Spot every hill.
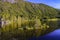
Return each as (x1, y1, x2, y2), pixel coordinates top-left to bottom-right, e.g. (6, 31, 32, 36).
(0, 0, 59, 40)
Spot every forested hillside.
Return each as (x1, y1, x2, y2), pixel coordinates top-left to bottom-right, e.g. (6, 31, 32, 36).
(0, 0, 59, 40)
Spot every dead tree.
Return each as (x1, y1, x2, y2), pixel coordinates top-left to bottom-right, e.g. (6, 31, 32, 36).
(0, 16, 2, 28)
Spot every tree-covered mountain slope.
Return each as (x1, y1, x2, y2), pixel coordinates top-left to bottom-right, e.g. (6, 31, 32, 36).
(0, 0, 59, 40)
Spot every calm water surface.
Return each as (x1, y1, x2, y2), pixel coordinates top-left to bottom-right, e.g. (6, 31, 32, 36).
(29, 29, 60, 40)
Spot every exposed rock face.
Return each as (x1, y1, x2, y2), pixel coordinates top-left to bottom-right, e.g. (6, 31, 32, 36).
(0, 19, 11, 27)
(1, 0, 18, 3)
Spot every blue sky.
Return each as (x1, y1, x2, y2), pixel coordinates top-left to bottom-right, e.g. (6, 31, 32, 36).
(26, 0, 60, 9)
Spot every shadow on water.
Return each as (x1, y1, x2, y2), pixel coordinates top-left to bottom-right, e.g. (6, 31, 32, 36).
(29, 29, 60, 40)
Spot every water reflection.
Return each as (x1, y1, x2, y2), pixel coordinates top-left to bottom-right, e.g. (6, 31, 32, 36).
(29, 29, 60, 40)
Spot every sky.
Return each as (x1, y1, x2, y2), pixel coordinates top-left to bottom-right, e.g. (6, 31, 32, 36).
(26, 0, 60, 9)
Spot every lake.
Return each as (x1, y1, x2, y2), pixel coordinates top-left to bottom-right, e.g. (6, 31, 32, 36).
(29, 29, 60, 40)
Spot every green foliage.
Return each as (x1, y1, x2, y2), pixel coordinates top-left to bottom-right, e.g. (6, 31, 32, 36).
(0, 0, 59, 40)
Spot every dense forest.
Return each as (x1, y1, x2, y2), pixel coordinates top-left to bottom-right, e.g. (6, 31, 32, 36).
(0, 0, 60, 40)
